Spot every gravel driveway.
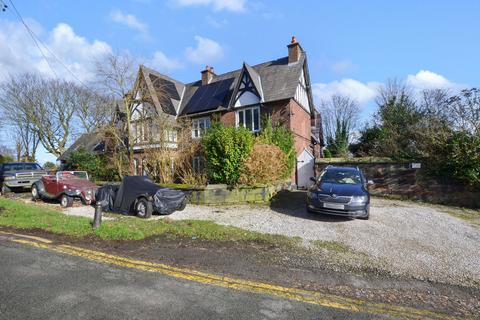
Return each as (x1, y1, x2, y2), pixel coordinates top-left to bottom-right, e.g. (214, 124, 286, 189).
(168, 193, 480, 288)
(28, 191, 480, 288)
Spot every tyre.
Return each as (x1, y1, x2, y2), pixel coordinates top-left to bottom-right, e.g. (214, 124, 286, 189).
(60, 194, 74, 208)
(178, 198, 187, 211)
(306, 204, 314, 213)
(31, 184, 40, 200)
(135, 198, 153, 219)
(358, 205, 370, 220)
(1, 184, 11, 194)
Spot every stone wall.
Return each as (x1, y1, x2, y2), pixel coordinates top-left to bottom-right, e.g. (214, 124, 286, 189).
(316, 159, 480, 208)
(173, 183, 292, 205)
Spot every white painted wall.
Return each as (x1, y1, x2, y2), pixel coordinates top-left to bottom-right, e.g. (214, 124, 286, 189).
(234, 91, 260, 107)
(296, 149, 315, 189)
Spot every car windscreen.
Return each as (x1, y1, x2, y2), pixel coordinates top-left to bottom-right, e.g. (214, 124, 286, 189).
(58, 171, 88, 180)
(2, 163, 42, 171)
(320, 169, 362, 184)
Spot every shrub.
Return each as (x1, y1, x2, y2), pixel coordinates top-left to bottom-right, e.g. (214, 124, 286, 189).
(257, 117, 295, 178)
(323, 149, 332, 158)
(67, 149, 117, 181)
(428, 131, 480, 186)
(239, 143, 287, 185)
(202, 124, 254, 185)
(43, 161, 56, 171)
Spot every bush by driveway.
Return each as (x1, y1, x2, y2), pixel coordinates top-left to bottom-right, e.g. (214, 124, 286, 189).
(169, 192, 480, 288)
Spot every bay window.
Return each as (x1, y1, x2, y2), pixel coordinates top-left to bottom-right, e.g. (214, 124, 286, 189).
(236, 106, 260, 132)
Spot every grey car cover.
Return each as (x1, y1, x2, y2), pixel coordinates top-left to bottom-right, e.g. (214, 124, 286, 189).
(97, 176, 186, 215)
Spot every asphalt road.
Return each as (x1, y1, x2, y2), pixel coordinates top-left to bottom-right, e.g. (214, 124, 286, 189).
(0, 240, 387, 320)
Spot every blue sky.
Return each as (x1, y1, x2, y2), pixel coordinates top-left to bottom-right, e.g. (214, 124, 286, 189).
(1, 0, 479, 163)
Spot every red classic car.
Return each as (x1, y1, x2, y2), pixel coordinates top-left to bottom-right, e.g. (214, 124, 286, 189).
(31, 171, 98, 208)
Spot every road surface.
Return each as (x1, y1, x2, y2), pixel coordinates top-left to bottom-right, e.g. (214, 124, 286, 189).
(0, 239, 387, 320)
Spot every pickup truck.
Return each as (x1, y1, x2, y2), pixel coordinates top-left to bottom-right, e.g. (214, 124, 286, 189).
(0, 162, 46, 193)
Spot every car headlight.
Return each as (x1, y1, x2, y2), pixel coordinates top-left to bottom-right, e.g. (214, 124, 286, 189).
(351, 195, 368, 204)
(4, 176, 15, 181)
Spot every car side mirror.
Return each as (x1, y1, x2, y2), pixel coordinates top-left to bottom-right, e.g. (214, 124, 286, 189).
(367, 180, 374, 185)
(310, 177, 316, 183)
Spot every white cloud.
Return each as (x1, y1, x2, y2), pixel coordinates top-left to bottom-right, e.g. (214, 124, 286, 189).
(406, 70, 452, 90)
(0, 20, 112, 82)
(171, 0, 246, 12)
(312, 79, 380, 105)
(313, 70, 465, 107)
(109, 10, 149, 38)
(148, 51, 184, 74)
(185, 36, 224, 64)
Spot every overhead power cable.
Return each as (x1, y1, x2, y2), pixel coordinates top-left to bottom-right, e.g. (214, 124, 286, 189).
(7, 0, 92, 90)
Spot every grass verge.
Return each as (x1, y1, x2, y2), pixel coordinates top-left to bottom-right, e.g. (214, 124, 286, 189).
(310, 240, 352, 254)
(0, 197, 300, 248)
(440, 207, 480, 226)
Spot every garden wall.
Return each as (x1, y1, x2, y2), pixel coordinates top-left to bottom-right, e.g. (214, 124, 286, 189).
(316, 158, 480, 208)
(174, 183, 292, 205)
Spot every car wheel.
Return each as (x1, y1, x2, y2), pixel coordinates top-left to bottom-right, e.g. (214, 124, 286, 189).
(136, 198, 153, 219)
(31, 184, 40, 200)
(358, 204, 370, 220)
(60, 194, 74, 208)
(178, 198, 187, 211)
(1, 184, 11, 194)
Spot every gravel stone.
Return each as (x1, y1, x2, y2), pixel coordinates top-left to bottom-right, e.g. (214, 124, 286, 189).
(50, 195, 480, 287)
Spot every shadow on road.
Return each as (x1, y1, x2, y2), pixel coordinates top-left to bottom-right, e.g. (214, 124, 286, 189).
(269, 190, 351, 223)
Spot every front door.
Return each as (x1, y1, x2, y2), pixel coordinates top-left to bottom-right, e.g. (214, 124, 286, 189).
(296, 149, 315, 189)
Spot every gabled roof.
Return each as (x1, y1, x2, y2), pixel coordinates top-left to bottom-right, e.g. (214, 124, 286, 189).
(137, 65, 185, 116)
(228, 62, 264, 108)
(136, 53, 307, 117)
(58, 132, 104, 162)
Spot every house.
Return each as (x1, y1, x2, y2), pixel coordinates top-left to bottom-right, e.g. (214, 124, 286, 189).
(62, 37, 323, 188)
(131, 36, 323, 188)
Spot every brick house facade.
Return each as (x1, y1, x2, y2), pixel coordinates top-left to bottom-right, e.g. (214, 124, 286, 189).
(129, 37, 323, 187)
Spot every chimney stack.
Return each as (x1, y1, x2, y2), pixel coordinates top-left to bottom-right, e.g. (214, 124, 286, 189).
(201, 65, 215, 85)
(287, 36, 303, 64)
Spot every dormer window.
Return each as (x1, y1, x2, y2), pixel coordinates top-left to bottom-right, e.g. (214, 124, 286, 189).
(192, 117, 211, 138)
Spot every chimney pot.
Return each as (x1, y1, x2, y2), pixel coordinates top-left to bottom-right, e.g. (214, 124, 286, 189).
(201, 65, 215, 85)
(287, 36, 302, 64)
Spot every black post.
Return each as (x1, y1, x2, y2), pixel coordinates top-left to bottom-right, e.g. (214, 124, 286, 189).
(93, 202, 102, 229)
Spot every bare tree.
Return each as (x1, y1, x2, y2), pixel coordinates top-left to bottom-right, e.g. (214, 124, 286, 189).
(29, 78, 79, 157)
(446, 88, 480, 134)
(0, 73, 99, 158)
(94, 52, 139, 175)
(320, 94, 360, 156)
(0, 74, 41, 161)
(74, 87, 113, 134)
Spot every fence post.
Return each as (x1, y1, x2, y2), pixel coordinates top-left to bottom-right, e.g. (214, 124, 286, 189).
(93, 202, 102, 229)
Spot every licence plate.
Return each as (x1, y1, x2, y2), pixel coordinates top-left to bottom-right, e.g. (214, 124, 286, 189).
(323, 203, 345, 210)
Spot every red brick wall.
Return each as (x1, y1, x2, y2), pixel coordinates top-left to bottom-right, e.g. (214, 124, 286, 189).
(288, 99, 312, 155)
(220, 111, 235, 126)
(215, 99, 312, 158)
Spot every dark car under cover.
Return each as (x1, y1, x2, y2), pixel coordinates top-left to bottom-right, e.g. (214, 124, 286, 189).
(96, 176, 187, 217)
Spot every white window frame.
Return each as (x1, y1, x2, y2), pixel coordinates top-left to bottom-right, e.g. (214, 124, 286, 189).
(192, 117, 211, 139)
(235, 106, 261, 133)
(192, 156, 204, 173)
